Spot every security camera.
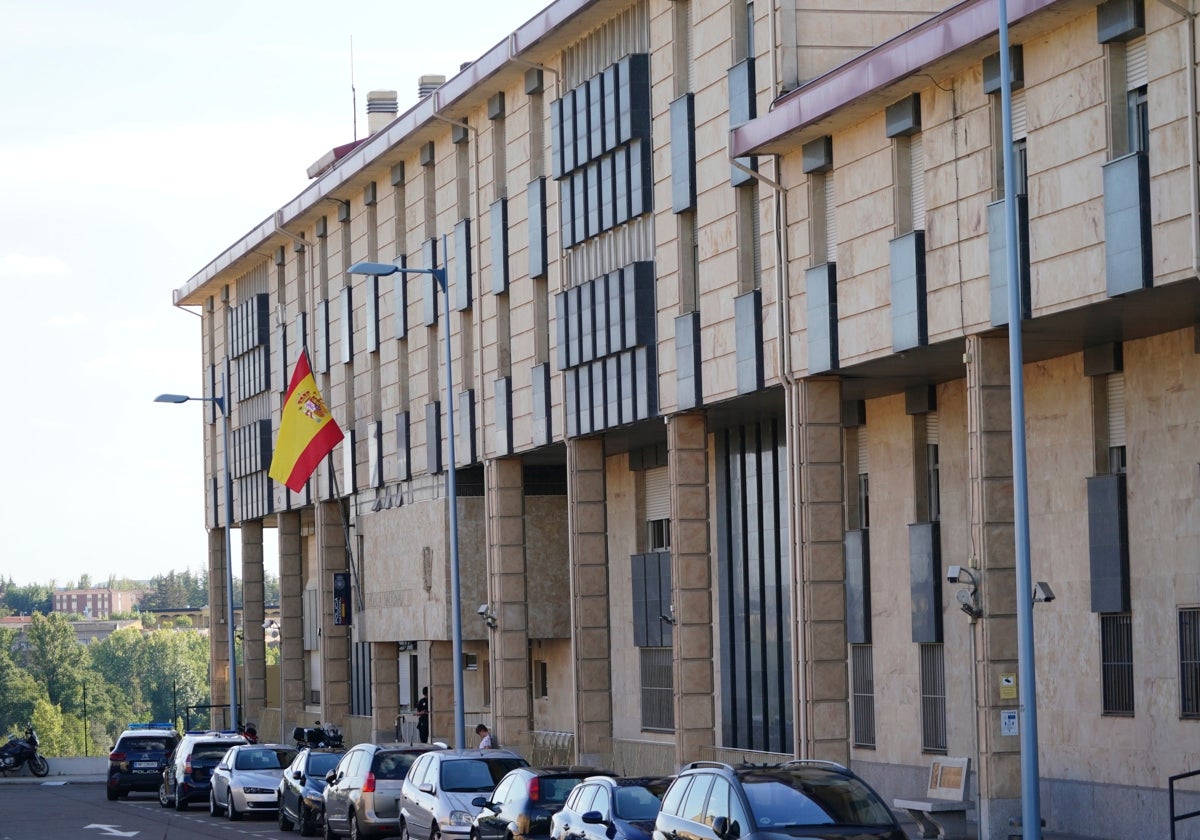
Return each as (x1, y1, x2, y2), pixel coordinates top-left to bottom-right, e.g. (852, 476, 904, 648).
(1033, 582, 1056, 604)
(947, 565, 963, 583)
(477, 604, 490, 617)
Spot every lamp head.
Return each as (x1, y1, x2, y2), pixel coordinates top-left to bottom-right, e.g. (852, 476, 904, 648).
(154, 394, 190, 404)
(348, 261, 401, 277)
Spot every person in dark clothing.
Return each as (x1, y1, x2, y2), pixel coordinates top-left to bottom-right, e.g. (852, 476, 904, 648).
(416, 686, 429, 743)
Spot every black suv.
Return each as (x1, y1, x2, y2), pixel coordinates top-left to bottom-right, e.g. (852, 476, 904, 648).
(653, 760, 905, 840)
(106, 724, 181, 801)
(157, 729, 247, 810)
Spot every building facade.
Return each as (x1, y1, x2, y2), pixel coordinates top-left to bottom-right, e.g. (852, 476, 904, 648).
(52, 588, 144, 619)
(172, 0, 1200, 836)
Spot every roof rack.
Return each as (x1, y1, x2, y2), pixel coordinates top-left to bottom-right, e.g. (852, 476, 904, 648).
(126, 722, 176, 731)
(776, 758, 849, 772)
(185, 729, 242, 736)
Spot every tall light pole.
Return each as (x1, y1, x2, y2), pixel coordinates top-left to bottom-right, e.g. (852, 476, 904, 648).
(155, 376, 239, 733)
(349, 236, 466, 751)
(998, 1, 1041, 836)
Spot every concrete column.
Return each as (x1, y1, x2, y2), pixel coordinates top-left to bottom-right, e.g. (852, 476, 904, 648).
(318, 499, 351, 727)
(669, 412, 716, 767)
(279, 510, 305, 744)
(241, 520, 266, 727)
(965, 334, 1021, 836)
(486, 457, 532, 753)
(429, 641, 456, 747)
(209, 526, 233, 729)
(372, 642, 401, 743)
(567, 437, 611, 765)
(797, 378, 850, 762)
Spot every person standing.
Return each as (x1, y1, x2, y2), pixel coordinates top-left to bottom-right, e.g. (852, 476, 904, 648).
(416, 687, 430, 743)
(475, 723, 493, 749)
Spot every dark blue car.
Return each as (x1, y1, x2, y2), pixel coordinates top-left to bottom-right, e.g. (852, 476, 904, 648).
(550, 776, 671, 840)
(277, 747, 346, 835)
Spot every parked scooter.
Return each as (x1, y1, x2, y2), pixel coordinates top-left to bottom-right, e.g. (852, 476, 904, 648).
(0, 727, 49, 777)
(291, 721, 343, 749)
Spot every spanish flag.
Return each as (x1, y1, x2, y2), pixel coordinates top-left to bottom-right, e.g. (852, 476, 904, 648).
(269, 349, 344, 492)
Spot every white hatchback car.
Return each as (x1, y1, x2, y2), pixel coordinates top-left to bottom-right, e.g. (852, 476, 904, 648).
(209, 743, 298, 821)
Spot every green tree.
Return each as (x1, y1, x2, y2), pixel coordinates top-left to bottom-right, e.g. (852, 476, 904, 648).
(0, 629, 44, 729)
(22, 613, 89, 716)
(3, 584, 52, 616)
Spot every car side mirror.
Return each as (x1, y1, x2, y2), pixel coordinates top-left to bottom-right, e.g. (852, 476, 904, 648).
(582, 811, 605, 825)
(712, 817, 730, 839)
(293, 770, 304, 780)
(419, 782, 435, 795)
(326, 770, 338, 784)
(472, 796, 488, 808)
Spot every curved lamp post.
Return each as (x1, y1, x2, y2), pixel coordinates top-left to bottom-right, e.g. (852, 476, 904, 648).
(349, 239, 466, 751)
(155, 381, 238, 732)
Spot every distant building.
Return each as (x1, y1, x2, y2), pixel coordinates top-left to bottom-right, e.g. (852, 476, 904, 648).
(52, 588, 144, 619)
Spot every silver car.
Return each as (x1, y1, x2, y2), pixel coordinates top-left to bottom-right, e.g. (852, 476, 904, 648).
(324, 743, 446, 838)
(209, 743, 298, 820)
(399, 750, 529, 840)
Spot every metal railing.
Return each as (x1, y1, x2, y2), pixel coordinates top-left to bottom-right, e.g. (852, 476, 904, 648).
(1170, 768, 1200, 839)
(529, 731, 575, 766)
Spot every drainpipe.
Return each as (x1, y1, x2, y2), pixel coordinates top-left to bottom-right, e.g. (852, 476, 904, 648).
(730, 154, 807, 758)
(1154, 0, 1200, 277)
(509, 32, 562, 99)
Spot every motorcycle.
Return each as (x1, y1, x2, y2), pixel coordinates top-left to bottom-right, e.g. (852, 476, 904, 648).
(0, 728, 49, 777)
(292, 721, 343, 749)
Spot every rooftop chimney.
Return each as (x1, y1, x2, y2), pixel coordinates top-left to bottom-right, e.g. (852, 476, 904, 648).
(418, 74, 447, 99)
(366, 90, 399, 135)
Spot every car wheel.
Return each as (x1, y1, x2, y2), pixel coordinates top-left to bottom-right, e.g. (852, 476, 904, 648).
(399, 820, 410, 840)
(228, 795, 243, 821)
(158, 782, 172, 808)
(349, 811, 363, 840)
(279, 798, 295, 832)
(106, 787, 119, 802)
(298, 804, 316, 837)
(324, 813, 338, 840)
(209, 791, 221, 817)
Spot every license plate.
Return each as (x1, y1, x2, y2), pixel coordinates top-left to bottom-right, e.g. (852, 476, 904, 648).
(134, 761, 158, 769)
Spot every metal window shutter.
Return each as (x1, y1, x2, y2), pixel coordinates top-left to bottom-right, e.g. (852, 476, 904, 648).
(1126, 37, 1147, 91)
(857, 427, 869, 475)
(644, 466, 670, 522)
(911, 133, 926, 229)
(926, 412, 939, 446)
(825, 174, 838, 262)
(1107, 373, 1126, 447)
(1010, 89, 1028, 141)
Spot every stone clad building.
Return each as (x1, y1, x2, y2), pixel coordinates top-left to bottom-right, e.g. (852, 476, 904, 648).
(172, 0, 1200, 836)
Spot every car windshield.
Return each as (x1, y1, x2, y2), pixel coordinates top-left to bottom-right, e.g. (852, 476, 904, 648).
(741, 769, 895, 829)
(614, 785, 664, 820)
(235, 747, 296, 771)
(193, 744, 239, 764)
(308, 752, 343, 777)
(440, 758, 529, 792)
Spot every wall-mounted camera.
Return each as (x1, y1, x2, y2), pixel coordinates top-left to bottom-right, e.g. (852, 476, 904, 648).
(1033, 582, 1056, 604)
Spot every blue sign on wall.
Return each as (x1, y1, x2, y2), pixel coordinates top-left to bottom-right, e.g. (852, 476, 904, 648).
(333, 572, 351, 626)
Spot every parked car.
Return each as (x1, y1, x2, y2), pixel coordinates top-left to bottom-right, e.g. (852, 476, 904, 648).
(278, 746, 346, 835)
(473, 766, 613, 840)
(209, 743, 298, 820)
(398, 749, 529, 840)
(652, 760, 905, 840)
(550, 775, 671, 840)
(158, 729, 247, 810)
(106, 723, 181, 801)
(324, 742, 447, 838)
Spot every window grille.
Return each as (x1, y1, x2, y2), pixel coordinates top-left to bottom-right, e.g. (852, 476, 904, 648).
(851, 644, 876, 748)
(640, 647, 675, 732)
(1101, 613, 1135, 716)
(920, 643, 948, 753)
(910, 133, 926, 229)
(1180, 608, 1200, 718)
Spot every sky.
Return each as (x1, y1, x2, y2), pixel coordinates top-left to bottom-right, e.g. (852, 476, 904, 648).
(0, 0, 552, 588)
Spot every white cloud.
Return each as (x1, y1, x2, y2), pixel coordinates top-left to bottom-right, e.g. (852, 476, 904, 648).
(0, 253, 70, 278)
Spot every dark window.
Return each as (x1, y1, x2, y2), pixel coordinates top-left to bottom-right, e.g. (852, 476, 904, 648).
(927, 444, 941, 522)
(536, 660, 549, 699)
(851, 644, 876, 748)
(920, 643, 947, 753)
(857, 473, 870, 529)
(1109, 446, 1127, 475)
(1128, 86, 1149, 154)
(1180, 608, 1200, 718)
(1101, 612, 1135, 716)
(648, 519, 671, 551)
(640, 647, 675, 732)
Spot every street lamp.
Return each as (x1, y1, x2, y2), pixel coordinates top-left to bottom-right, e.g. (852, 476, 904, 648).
(349, 237, 466, 751)
(155, 378, 239, 733)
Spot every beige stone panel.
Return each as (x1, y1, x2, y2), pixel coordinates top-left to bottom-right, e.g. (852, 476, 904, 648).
(680, 691, 715, 723)
(838, 307, 891, 363)
(808, 581, 847, 622)
(809, 660, 849, 702)
(835, 124, 892, 183)
(981, 521, 1015, 566)
(807, 542, 845, 582)
(980, 615, 1019, 662)
(1031, 248, 1106, 315)
(982, 478, 1015, 522)
(808, 621, 848, 661)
